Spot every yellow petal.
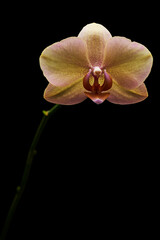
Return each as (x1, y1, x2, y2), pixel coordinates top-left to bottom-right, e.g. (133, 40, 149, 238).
(78, 23, 112, 67)
(44, 78, 87, 105)
(103, 37, 153, 89)
(107, 81, 148, 104)
(40, 37, 90, 87)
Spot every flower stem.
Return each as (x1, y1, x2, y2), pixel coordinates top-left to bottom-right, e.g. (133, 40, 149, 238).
(0, 104, 60, 240)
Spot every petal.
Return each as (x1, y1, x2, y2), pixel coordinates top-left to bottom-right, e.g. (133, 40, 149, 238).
(78, 23, 112, 67)
(107, 81, 148, 105)
(40, 37, 90, 87)
(44, 78, 87, 105)
(103, 37, 153, 89)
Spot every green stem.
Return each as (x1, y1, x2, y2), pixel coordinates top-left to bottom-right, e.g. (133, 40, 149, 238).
(0, 104, 60, 240)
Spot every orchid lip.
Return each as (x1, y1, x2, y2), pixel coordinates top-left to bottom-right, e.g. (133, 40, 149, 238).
(84, 91, 110, 105)
(83, 67, 112, 104)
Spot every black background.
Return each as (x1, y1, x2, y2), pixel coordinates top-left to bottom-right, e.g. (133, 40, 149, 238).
(1, 1, 159, 239)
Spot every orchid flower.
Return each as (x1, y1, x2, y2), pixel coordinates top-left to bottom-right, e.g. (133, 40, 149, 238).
(40, 23, 153, 105)
(0, 24, 154, 239)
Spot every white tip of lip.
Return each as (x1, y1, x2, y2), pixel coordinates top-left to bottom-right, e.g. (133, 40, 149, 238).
(93, 98, 104, 104)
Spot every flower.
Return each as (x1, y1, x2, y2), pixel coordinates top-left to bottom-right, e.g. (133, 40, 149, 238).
(40, 23, 153, 105)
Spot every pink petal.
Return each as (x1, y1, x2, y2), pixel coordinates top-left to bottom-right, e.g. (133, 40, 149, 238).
(103, 37, 153, 89)
(44, 78, 87, 105)
(40, 37, 90, 87)
(78, 23, 112, 67)
(107, 81, 148, 105)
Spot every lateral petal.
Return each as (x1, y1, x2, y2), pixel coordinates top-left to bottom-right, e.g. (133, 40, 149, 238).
(103, 37, 153, 89)
(40, 37, 90, 87)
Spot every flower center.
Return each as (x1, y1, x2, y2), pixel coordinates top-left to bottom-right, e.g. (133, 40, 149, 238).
(83, 67, 112, 104)
(93, 66, 102, 77)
